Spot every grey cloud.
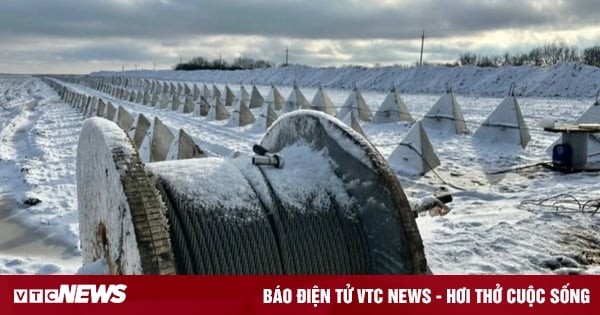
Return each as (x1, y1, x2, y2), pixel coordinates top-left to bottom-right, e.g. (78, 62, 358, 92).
(55, 43, 160, 61)
(1, 0, 599, 73)
(0, 0, 598, 41)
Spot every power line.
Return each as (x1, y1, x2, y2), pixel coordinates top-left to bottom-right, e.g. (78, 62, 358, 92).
(419, 29, 426, 67)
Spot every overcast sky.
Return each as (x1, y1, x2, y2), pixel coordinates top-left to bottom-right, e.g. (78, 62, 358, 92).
(1, 0, 599, 74)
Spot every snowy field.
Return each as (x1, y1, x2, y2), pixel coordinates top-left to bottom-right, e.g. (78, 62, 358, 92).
(1, 69, 599, 275)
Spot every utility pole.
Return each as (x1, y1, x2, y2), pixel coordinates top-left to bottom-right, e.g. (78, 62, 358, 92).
(285, 46, 289, 66)
(219, 53, 222, 70)
(419, 29, 425, 67)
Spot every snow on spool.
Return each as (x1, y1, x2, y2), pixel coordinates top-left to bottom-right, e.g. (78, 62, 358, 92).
(77, 117, 175, 274)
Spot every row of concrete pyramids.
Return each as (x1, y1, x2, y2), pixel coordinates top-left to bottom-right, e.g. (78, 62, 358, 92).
(81, 77, 530, 139)
(45, 79, 206, 164)
(67, 76, 541, 175)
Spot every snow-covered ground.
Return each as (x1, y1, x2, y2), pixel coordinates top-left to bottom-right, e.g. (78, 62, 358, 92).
(0, 75, 81, 274)
(1, 64, 599, 275)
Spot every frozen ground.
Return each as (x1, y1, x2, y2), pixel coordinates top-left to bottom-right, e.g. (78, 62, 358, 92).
(1, 67, 599, 274)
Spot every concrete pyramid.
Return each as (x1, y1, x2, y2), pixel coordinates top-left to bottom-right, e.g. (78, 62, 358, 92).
(106, 102, 117, 121)
(422, 88, 468, 134)
(133, 113, 151, 150)
(228, 99, 255, 127)
(224, 85, 235, 106)
(206, 98, 230, 121)
(142, 90, 150, 105)
(473, 93, 530, 148)
(212, 85, 221, 101)
(128, 90, 137, 102)
(239, 85, 250, 103)
(338, 85, 373, 122)
(255, 100, 278, 131)
(388, 121, 440, 175)
(342, 111, 366, 138)
(177, 83, 183, 96)
(192, 84, 200, 101)
(150, 117, 175, 162)
(249, 85, 264, 108)
(164, 129, 206, 160)
(117, 106, 134, 132)
(311, 86, 337, 116)
(372, 85, 413, 124)
(198, 96, 210, 117)
(265, 85, 285, 111)
(282, 85, 311, 113)
(203, 84, 211, 99)
(160, 92, 170, 109)
(183, 95, 194, 113)
(151, 91, 160, 107)
(171, 94, 180, 111)
(135, 89, 143, 103)
(85, 97, 98, 117)
(96, 99, 106, 117)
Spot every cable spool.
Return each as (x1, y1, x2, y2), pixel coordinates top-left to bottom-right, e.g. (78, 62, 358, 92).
(259, 110, 428, 274)
(77, 112, 428, 274)
(146, 158, 284, 274)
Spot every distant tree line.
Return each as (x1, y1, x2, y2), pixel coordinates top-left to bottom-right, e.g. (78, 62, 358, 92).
(458, 43, 600, 68)
(174, 56, 275, 71)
